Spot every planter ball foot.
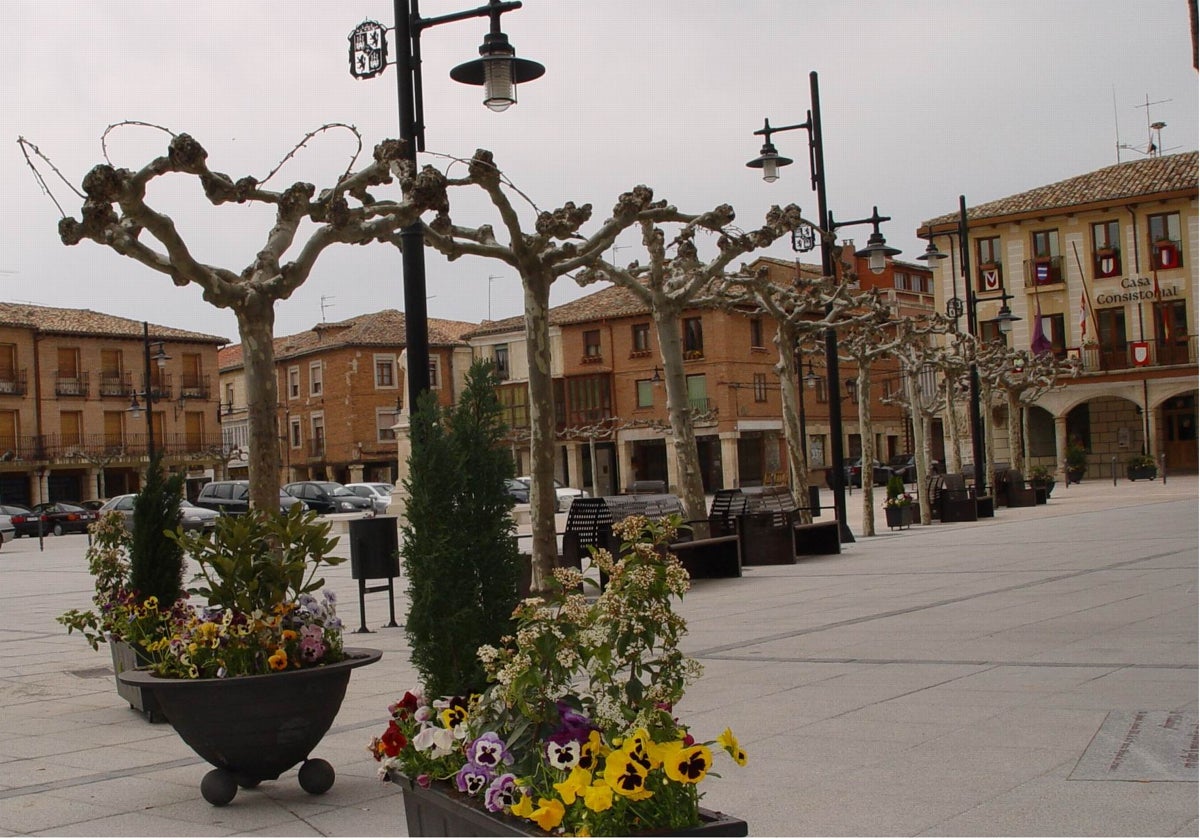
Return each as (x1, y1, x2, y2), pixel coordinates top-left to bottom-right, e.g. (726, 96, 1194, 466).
(201, 769, 238, 806)
(236, 777, 261, 789)
(298, 758, 335, 795)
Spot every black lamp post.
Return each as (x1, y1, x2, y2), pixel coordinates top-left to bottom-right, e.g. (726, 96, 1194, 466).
(128, 321, 170, 459)
(746, 72, 901, 543)
(918, 195, 1020, 492)
(350, 1, 543, 411)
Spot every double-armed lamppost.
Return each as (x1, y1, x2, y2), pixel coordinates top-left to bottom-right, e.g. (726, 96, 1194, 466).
(127, 321, 170, 458)
(746, 71, 901, 542)
(349, 0, 544, 411)
(918, 195, 1020, 491)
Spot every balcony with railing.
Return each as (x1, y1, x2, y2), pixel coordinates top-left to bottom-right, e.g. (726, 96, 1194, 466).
(0, 369, 28, 396)
(1, 431, 226, 462)
(1024, 256, 1064, 288)
(55, 371, 90, 398)
(307, 438, 326, 458)
(179, 373, 211, 400)
(99, 371, 133, 398)
(1077, 335, 1197, 373)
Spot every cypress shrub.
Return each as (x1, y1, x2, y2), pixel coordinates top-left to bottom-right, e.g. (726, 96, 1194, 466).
(128, 452, 186, 607)
(402, 360, 520, 696)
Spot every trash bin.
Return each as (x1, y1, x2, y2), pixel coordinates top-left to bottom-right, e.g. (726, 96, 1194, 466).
(349, 516, 399, 580)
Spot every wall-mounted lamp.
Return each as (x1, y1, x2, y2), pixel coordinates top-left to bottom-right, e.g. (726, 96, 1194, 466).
(803, 360, 821, 390)
(651, 366, 663, 384)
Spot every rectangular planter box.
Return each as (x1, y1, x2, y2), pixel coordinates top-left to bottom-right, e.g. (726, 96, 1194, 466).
(110, 639, 166, 723)
(392, 773, 748, 837)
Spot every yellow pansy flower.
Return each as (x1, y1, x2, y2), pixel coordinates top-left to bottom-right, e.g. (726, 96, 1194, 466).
(510, 793, 535, 819)
(664, 744, 712, 784)
(717, 727, 748, 766)
(553, 765, 591, 805)
(529, 797, 565, 832)
(268, 648, 288, 671)
(583, 780, 613, 812)
(601, 750, 653, 800)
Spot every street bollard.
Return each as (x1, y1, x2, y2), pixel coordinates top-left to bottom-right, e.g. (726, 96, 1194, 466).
(1111, 456, 1117, 486)
(1161, 451, 1167, 484)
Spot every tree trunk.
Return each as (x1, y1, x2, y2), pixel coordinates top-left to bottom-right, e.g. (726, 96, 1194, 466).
(1007, 392, 1024, 475)
(943, 384, 962, 474)
(905, 372, 932, 526)
(235, 297, 282, 513)
(655, 312, 707, 524)
(522, 270, 559, 592)
(981, 381, 997, 489)
(776, 331, 811, 523)
(858, 366, 876, 537)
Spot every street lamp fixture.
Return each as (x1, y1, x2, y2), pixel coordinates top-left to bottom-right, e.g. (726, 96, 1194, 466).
(349, 0, 544, 411)
(745, 72, 901, 544)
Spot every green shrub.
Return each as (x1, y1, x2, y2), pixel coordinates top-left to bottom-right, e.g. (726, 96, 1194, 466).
(128, 453, 185, 607)
(1127, 453, 1156, 470)
(885, 474, 905, 500)
(401, 360, 520, 697)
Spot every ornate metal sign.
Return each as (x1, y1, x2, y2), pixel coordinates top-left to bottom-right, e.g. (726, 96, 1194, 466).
(791, 223, 817, 253)
(349, 21, 389, 80)
(945, 297, 964, 318)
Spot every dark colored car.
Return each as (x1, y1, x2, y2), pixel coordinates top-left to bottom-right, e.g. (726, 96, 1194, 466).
(11, 502, 94, 537)
(826, 458, 891, 489)
(889, 454, 942, 484)
(282, 481, 374, 515)
(193, 480, 305, 515)
(0, 503, 32, 518)
(504, 478, 530, 505)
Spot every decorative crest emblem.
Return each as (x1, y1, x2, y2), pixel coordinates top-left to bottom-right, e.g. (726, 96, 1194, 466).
(1131, 341, 1150, 366)
(349, 21, 388, 80)
(982, 268, 1001, 291)
(790, 224, 817, 253)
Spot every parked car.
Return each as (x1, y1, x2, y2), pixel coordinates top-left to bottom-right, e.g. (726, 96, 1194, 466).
(888, 454, 942, 484)
(514, 476, 588, 513)
(282, 481, 375, 515)
(193, 480, 306, 516)
(504, 478, 530, 505)
(344, 482, 394, 514)
(98, 494, 220, 534)
(825, 458, 891, 489)
(0, 503, 31, 518)
(11, 502, 94, 537)
(79, 499, 108, 512)
(0, 513, 14, 547)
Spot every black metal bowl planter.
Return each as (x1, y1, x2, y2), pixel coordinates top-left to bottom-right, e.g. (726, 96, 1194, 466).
(120, 648, 381, 805)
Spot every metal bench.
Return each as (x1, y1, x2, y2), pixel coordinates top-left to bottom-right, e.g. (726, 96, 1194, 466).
(996, 469, 1037, 508)
(711, 485, 841, 564)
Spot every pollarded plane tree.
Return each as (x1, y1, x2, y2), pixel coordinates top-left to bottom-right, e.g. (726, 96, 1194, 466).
(573, 205, 804, 525)
(834, 296, 932, 536)
(974, 343, 1080, 476)
(718, 264, 880, 524)
(21, 125, 447, 513)
(937, 331, 976, 476)
(421, 150, 765, 588)
(880, 315, 955, 526)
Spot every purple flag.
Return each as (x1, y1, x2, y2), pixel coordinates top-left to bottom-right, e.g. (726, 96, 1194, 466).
(1031, 298, 1052, 355)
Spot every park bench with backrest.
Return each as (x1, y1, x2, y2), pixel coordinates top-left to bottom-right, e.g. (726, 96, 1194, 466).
(995, 469, 1038, 507)
(562, 494, 741, 582)
(713, 485, 840, 563)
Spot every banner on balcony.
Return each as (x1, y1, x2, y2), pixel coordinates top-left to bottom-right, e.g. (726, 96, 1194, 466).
(1034, 262, 1051, 284)
(1130, 341, 1150, 367)
(982, 268, 1001, 291)
(1155, 241, 1180, 269)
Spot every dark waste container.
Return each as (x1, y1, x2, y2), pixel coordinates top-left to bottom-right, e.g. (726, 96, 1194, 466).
(349, 516, 399, 580)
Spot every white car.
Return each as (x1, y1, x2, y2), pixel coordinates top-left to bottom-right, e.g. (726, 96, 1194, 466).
(344, 482, 394, 514)
(98, 494, 220, 533)
(0, 513, 14, 547)
(515, 477, 588, 513)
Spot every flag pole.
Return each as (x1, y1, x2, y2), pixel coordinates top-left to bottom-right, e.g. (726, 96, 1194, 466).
(1069, 241, 1099, 340)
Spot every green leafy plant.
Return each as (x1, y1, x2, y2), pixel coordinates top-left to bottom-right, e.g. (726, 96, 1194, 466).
(402, 360, 521, 698)
(1127, 453, 1157, 470)
(1029, 464, 1054, 481)
(885, 473, 905, 501)
(371, 516, 744, 836)
(1066, 444, 1087, 471)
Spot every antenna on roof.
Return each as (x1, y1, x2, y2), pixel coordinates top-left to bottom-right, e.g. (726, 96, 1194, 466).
(320, 295, 335, 323)
(1117, 93, 1177, 160)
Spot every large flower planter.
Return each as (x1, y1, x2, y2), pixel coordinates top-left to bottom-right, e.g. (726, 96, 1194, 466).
(120, 647, 381, 805)
(1127, 465, 1158, 481)
(885, 505, 914, 530)
(390, 772, 748, 837)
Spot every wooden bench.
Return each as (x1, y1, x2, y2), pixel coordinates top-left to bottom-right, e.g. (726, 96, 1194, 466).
(996, 469, 1037, 508)
(712, 485, 841, 564)
(562, 494, 740, 582)
(938, 474, 979, 522)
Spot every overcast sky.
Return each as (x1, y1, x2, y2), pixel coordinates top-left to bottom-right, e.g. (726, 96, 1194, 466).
(3, 1, 1196, 345)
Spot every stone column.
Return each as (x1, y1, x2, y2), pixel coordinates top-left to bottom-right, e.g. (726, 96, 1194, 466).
(389, 416, 411, 524)
(616, 436, 634, 493)
(564, 441, 585, 492)
(1054, 414, 1068, 479)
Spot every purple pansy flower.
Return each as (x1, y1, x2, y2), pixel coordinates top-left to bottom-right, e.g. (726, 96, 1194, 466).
(484, 773, 519, 812)
(455, 763, 492, 797)
(469, 731, 512, 768)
